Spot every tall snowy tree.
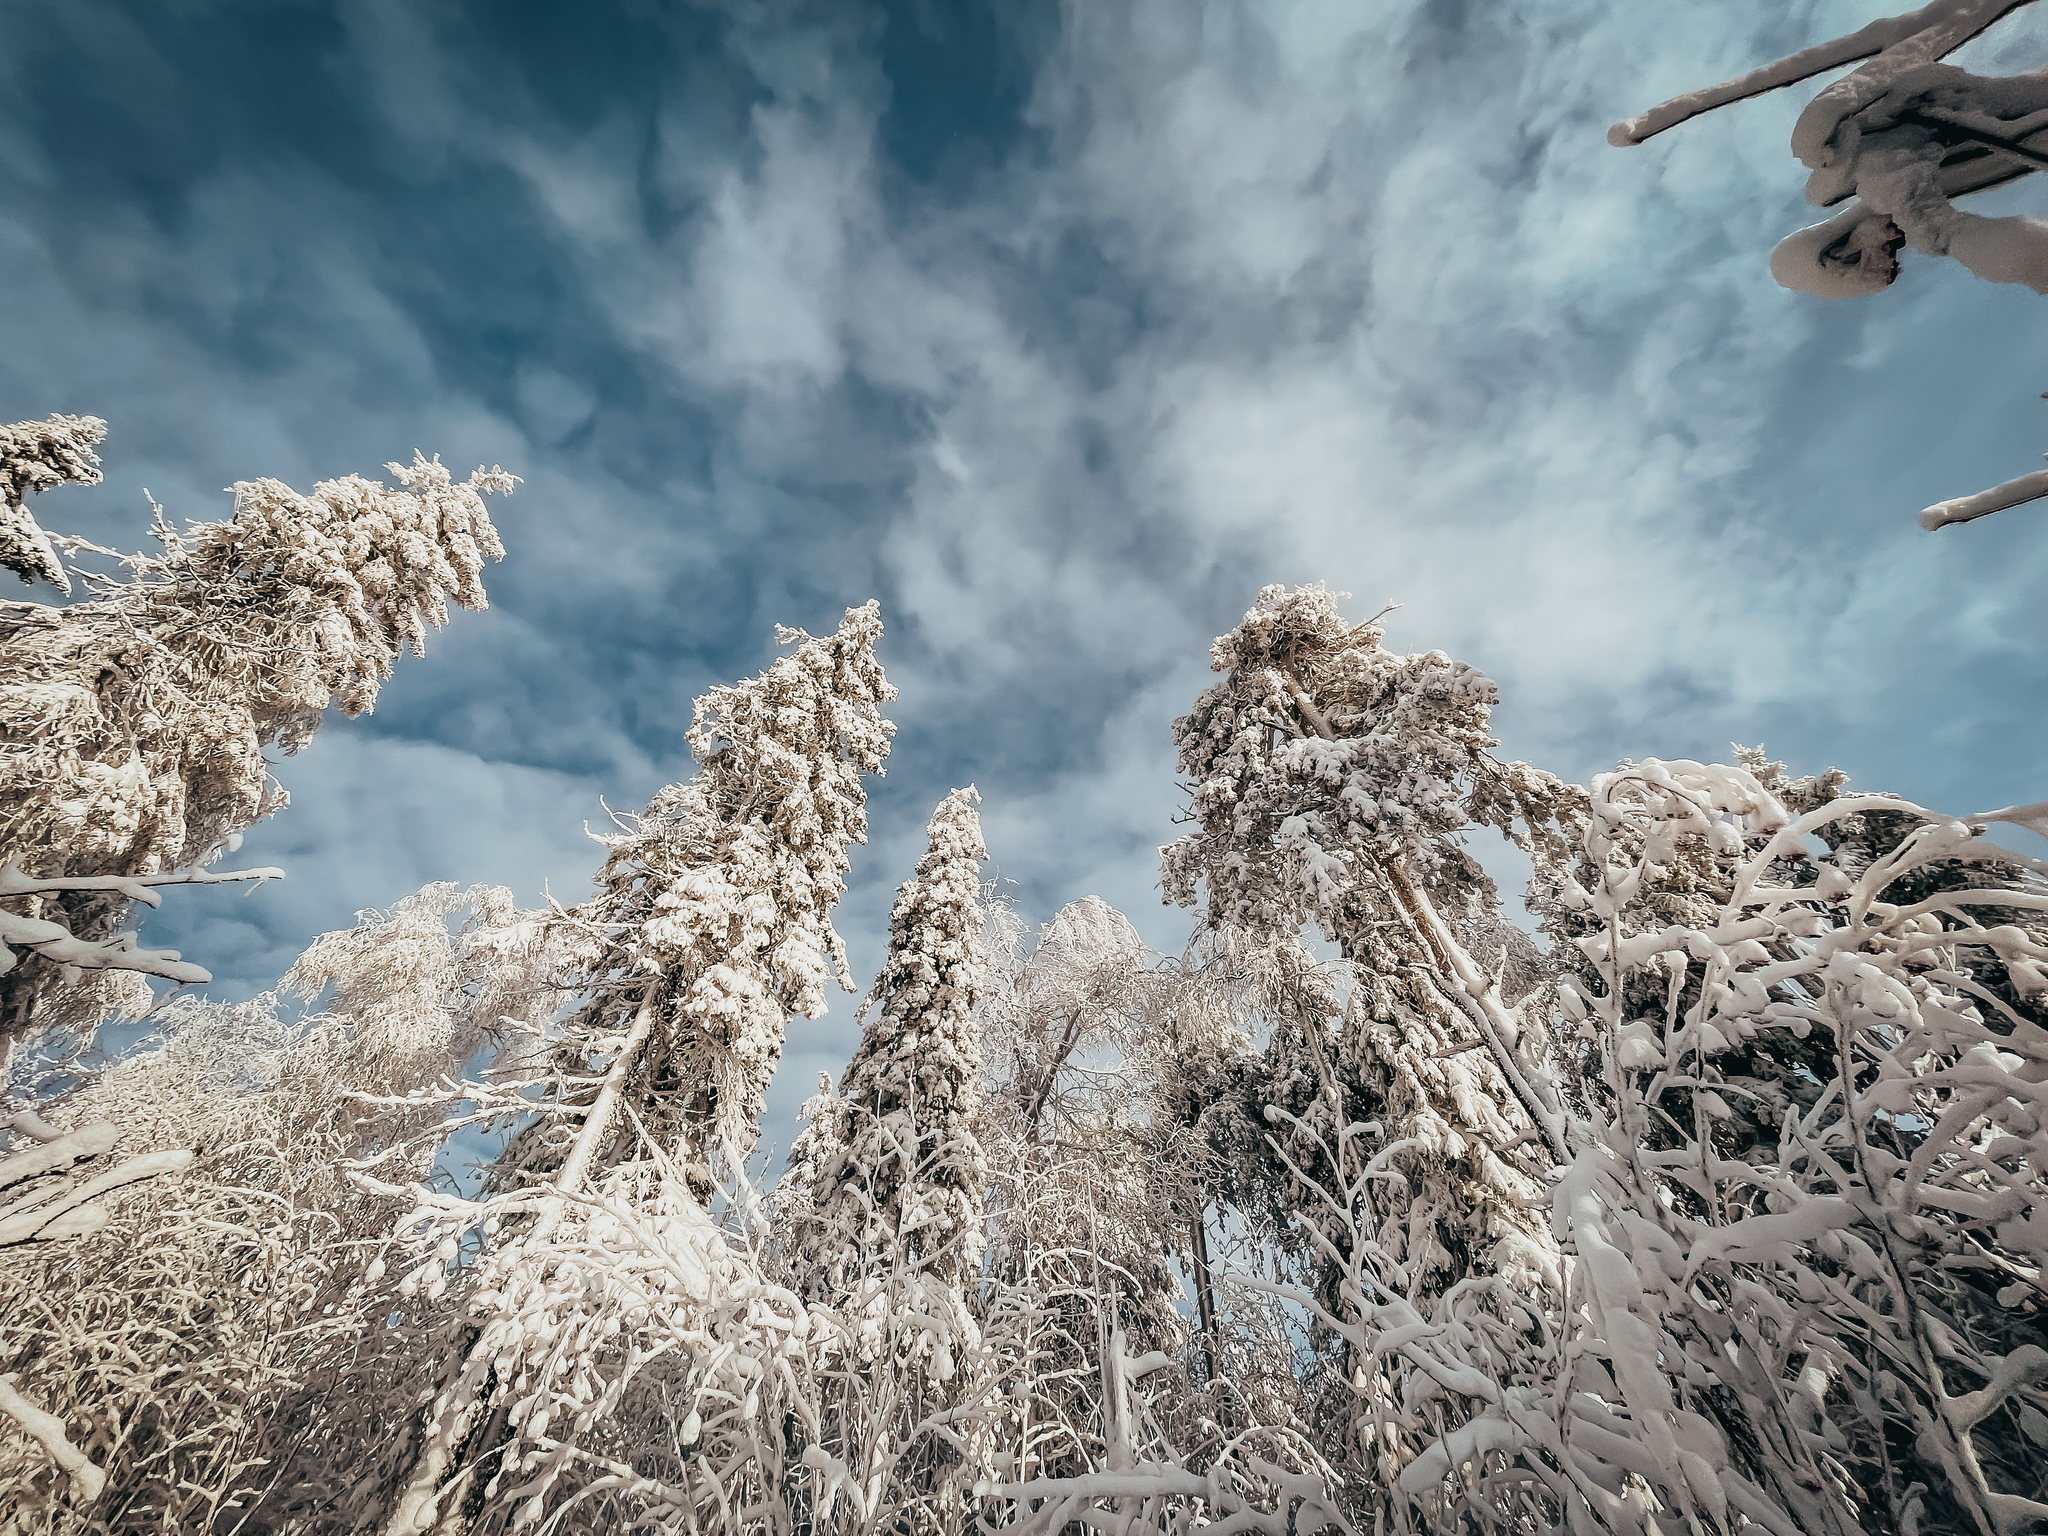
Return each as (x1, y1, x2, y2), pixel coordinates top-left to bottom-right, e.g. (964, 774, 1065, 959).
(1160, 583, 1582, 1514)
(0, 420, 514, 1041)
(377, 602, 894, 1536)
(780, 786, 994, 1531)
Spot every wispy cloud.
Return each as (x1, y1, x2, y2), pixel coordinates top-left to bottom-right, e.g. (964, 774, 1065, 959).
(3, 0, 2042, 1145)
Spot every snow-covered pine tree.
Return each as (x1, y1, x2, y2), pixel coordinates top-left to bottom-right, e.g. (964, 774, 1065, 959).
(789, 785, 990, 1299)
(1159, 583, 1582, 1513)
(376, 602, 894, 1536)
(0, 421, 514, 1041)
(780, 786, 994, 1530)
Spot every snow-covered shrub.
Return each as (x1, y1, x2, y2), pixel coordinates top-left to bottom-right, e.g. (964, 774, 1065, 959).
(1508, 756, 2048, 1536)
(0, 882, 553, 1532)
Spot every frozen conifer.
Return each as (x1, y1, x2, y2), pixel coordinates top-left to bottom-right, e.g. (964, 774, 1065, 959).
(791, 785, 990, 1297)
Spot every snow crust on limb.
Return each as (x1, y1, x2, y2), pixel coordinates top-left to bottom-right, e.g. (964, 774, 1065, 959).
(374, 604, 893, 1536)
(0, 433, 514, 1040)
(1608, 1, 2033, 149)
(0, 1375, 104, 1503)
(1613, 1, 2048, 297)
(0, 414, 105, 594)
(1610, 5, 2048, 529)
(1920, 462, 2048, 527)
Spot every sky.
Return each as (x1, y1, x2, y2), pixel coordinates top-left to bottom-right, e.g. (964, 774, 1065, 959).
(4, 0, 2045, 1150)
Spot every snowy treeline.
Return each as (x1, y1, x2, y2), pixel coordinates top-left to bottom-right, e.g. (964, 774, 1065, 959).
(2, 399, 2046, 1531)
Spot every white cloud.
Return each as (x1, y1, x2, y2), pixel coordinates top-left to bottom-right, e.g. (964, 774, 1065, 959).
(6, 0, 2044, 1154)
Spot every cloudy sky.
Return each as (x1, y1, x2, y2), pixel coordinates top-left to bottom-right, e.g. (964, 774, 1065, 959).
(5, 0, 2044, 1145)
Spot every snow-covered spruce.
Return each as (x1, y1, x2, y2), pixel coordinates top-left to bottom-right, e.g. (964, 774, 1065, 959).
(776, 788, 999, 1531)
(0, 428, 514, 1039)
(376, 603, 894, 1536)
(789, 785, 991, 1301)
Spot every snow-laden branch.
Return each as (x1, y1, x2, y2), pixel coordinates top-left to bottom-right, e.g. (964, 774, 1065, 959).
(0, 910, 210, 985)
(0, 861, 288, 986)
(1604, 3, 2048, 529)
(1920, 464, 2048, 527)
(0, 858, 285, 908)
(0, 1374, 105, 1502)
(1608, 0, 2032, 146)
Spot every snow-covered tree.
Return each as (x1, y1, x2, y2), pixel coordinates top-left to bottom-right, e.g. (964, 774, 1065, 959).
(1159, 583, 1583, 1520)
(977, 897, 1191, 1366)
(0, 414, 105, 594)
(788, 785, 990, 1299)
(374, 602, 894, 1536)
(0, 420, 514, 1041)
(969, 900, 1347, 1536)
(1609, 0, 2048, 530)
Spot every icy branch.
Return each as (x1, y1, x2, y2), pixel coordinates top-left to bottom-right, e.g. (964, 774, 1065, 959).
(1919, 464, 2048, 528)
(0, 858, 286, 908)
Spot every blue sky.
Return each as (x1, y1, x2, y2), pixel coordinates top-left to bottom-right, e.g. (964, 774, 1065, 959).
(5, 0, 2044, 1148)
